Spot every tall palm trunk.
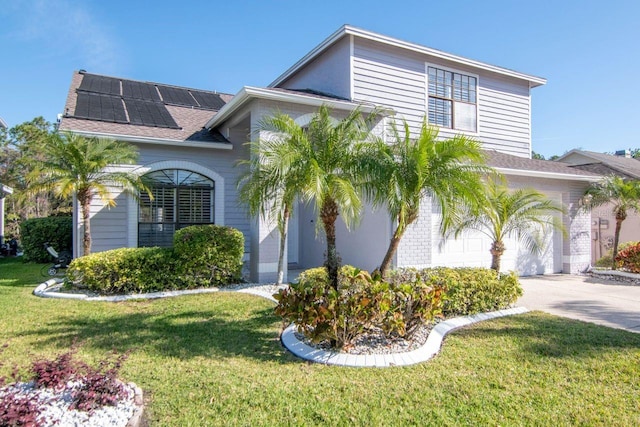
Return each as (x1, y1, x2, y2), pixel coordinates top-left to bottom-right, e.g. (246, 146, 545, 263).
(612, 209, 627, 270)
(276, 205, 290, 285)
(320, 198, 340, 290)
(79, 190, 92, 256)
(490, 240, 505, 272)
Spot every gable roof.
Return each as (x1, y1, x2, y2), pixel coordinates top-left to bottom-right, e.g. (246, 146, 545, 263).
(270, 25, 547, 89)
(59, 71, 232, 148)
(485, 150, 600, 182)
(556, 149, 640, 180)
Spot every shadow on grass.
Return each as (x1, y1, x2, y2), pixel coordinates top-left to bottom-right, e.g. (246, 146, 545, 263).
(0, 258, 50, 287)
(457, 312, 640, 358)
(19, 303, 295, 364)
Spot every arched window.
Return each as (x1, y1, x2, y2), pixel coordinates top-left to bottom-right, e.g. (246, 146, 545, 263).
(138, 169, 215, 247)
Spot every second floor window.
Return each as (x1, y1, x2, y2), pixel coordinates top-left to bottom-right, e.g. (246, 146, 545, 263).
(427, 66, 477, 132)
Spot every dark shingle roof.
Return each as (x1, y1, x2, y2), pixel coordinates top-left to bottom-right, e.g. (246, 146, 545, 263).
(60, 71, 233, 144)
(559, 150, 640, 180)
(485, 150, 599, 177)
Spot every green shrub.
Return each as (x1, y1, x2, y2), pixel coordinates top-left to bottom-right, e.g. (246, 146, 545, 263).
(388, 267, 522, 317)
(67, 247, 176, 294)
(173, 225, 244, 288)
(274, 266, 444, 349)
(594, 255, 614, 268)
(67, 224, 245, 294)
(615, 242, 640, 273)
(19, 217, 72, 262)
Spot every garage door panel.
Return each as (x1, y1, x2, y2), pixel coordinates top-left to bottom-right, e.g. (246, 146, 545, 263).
(430, 191, 563, 275)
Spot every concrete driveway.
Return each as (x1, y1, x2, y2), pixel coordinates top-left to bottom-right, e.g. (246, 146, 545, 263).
(518, 274, 640, 333)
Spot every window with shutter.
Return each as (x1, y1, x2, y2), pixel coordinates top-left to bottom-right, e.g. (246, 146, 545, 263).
(138, 169, 215, 247)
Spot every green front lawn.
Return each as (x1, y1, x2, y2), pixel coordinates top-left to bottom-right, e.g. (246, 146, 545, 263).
(1, 257, 639, 426)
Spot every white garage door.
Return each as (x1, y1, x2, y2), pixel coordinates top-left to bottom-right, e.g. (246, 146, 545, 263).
(430, 193, 563, 276)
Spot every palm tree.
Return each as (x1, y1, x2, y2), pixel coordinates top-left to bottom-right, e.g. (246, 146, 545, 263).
(371, 119, 489, 276)
(237, 115, 305, 285)
(27, 132, 148, 256)
(584, 175, 640, 270)
(240, 106, 379, 289)
(448, 180, 565, 272)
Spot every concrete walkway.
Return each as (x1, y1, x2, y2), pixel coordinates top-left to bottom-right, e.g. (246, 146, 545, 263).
(518, 274, 640, 333)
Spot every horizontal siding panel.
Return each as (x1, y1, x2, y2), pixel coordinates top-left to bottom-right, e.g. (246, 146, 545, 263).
(478, 118, 530, 133)
(479, 105, 530, 121)
(479, 94, 529, 111)
(354, 40, 424, 73)
(481, 79, 530, 97)
(480, 128, 530, 141)
(353, 75, 425, 99)
(353, 57, 424, 84)
(480, 87, 529, 105)
(354, 80, 425, 104)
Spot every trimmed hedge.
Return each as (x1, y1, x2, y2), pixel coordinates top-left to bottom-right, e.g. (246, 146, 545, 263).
(67, 247, 175, 294)
(67, 225, 244, 294)
(173, 225, 244, 288)
(387, 267, 522, 317)
(19, 217, 72, 262)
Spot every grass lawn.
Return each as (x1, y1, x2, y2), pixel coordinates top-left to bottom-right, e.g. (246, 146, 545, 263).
(1, 257, 639, 426)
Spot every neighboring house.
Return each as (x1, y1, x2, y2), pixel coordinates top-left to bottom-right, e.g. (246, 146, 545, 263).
(0, 117, 7, 130)
(557, 149, 640, 262)
(59, 25, 599, 282)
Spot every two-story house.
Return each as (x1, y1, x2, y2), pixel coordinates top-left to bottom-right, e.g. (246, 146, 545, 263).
(59, 25, 598, 282)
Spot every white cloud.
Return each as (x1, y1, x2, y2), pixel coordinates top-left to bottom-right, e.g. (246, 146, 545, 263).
(3, 0, 123, 73)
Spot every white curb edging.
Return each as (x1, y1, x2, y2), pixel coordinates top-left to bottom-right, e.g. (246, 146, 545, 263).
(590, 269, 640, 282)
(32, 278, 282, 302)
(281, 306, 530, 368)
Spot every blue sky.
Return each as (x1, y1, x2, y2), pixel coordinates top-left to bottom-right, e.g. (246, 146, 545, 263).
(1, 0, 638, 158)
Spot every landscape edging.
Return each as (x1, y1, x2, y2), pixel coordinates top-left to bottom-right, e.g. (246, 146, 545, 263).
(281, 307, 529, 368)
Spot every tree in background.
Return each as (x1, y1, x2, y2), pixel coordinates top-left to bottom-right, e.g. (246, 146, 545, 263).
(0, 117, 71, 239)
(27, 133, 148, 256)
(370, 119, 489, 277)
(584, 175, 640, 270)
(447, 180, 565, 272)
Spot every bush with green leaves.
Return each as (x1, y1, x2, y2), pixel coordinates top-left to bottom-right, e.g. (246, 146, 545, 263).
(67, 247, 175, 294)
(19, 217, 72, 262)
(614, 242, 640, 273)
(274, 266, 444, 349)
(67, 225, 245, 294)
(387, 267, 522, 317)
(173, 225, 244, 288)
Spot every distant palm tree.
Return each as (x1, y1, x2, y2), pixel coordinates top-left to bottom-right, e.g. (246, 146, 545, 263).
(238, 106, 379, 289)
(27, 132, 148, 256)
(448, 180, 565, 272)
(584, 175, 640, 270)
(371, 119, 489, 276)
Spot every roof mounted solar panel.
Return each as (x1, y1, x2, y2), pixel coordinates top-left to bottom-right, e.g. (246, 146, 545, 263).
(190, 91, 225, 110)
(78, 74, 121, 96)
(157, 85, 198, 107)
(74, 92, 127, 123)
(122, 80, 161, 101)
(124, 98, 179, 129)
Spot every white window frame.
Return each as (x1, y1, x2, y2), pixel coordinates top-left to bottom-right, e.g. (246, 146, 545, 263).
(425, 62, 480, 135)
